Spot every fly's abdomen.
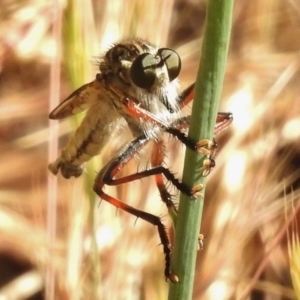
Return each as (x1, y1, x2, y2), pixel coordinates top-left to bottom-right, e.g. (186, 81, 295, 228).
(49, 102, 121, 178)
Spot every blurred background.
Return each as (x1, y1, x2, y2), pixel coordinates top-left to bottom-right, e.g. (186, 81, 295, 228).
(0, 0, 300, 299)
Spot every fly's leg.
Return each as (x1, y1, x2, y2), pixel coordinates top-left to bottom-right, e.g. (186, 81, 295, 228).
(93, 135, 202, 282)
(151, 140, 206, 252)
(198, 234, 205, 250)
(215, 112, 234, 135)
(150, 140, 178, 223)
(170, 112, 233, 135)
(120, 95, 233, 133)
(177, 83, 195, 109)
(166, 127, 218, 176)
(121, 96, 169, 128)
(108, 162, 203, 199)
(95, 187, 178, 282)
(121, 95, 232, 176)
(93, 135, 176, 281)
(120, 95, 216, 175)
(176, 84, 233, 174)
(168, 112, 233, 176)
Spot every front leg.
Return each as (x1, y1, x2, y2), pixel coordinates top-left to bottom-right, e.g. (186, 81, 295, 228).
(166, 127, 218, 176)
(120, 96, 169, 128)
(167, 112, 233, 176)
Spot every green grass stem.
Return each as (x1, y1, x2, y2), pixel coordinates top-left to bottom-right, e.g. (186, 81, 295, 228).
(168, 0, 234, 299)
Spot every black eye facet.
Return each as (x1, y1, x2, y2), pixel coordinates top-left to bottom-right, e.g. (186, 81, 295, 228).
(130, 48, 181, 90)
(130, 53, 156, 89)
(157, 48, 181, 81)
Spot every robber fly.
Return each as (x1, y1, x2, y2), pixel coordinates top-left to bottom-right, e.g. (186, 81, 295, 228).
(48, 38, 232, 282)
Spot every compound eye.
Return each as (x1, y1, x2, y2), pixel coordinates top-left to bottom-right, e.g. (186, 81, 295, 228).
(158, 48, 181, 81)
(130, 53, 156, 89)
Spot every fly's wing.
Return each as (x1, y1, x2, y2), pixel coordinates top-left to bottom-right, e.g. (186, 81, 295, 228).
(49, 78, 106, 119)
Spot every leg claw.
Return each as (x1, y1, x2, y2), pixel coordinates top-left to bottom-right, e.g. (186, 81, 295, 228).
(167, 273, 179, 283)
(196, 138, 218, 177)
(198, 233, 205, 250)
(191, 184, 204, 198)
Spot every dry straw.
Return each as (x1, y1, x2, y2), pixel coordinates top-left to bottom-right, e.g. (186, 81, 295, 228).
(0, 0, 299, 299)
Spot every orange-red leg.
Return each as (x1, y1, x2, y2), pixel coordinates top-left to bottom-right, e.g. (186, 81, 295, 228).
(121, 93, 232, 176)
(150, 140, 178, 212)
(93, 135, 201, 282)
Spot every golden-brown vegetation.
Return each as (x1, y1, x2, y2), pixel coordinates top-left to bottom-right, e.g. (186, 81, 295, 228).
(0, 0, 299, 299)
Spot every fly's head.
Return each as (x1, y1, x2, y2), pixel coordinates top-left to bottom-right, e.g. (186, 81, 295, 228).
(98, 39, 182, 134)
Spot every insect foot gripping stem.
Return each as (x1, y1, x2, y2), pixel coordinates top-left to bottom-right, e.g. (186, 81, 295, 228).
(191, 184, 204, 199)
(196, 138, 218, 176)
(168, 273, 179, 283)
(197, 234, 205, 250)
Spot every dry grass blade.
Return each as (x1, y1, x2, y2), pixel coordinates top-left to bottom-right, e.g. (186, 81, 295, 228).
(287, 199, 300, 300)
(289, 233, 300, 299)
